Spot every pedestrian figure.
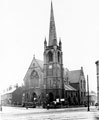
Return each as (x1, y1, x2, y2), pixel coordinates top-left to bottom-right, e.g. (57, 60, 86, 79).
(26, 103, 28, 109)
(0, 106, 2, 111)
(26, 105, 28, 109)
(47, 104, 49, 110)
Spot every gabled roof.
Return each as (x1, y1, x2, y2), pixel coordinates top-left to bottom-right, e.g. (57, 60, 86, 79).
(68, 70, 81, 83)
(23, 56, 43, 82)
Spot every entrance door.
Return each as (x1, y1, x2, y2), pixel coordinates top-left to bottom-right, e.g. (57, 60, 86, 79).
(31, 92, 37, 102)
(49, 92, 54, 102)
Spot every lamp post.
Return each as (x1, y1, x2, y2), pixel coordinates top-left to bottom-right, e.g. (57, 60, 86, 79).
(87, 75, 90, 111)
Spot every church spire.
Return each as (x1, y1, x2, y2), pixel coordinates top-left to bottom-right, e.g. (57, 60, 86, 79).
(48, 2, 57, 46)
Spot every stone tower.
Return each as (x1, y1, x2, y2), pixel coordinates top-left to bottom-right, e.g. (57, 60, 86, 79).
(95, 60, 99, 106)
(43, 2, 64, 102)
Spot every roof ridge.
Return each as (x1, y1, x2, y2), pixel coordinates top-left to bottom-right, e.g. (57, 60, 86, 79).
(35, 58, 43, 62)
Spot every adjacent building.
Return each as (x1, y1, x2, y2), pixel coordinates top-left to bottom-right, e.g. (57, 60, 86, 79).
(1, 87, 24, 106)
(68, 67, 86, 104)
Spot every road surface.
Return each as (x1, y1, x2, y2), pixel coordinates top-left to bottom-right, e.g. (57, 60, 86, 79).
(0, 106, 99, 120)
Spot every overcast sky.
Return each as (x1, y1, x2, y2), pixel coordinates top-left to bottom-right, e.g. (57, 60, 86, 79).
(0, 0, 99, 93)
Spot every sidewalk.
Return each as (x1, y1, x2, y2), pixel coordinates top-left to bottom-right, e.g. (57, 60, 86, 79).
(0, 106, 98, 120)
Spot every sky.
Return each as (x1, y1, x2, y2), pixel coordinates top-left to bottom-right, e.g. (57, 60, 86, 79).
(0, 0, 99, 93)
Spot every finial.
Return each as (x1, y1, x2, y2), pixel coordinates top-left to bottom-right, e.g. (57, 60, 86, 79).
(59, 37, 61, 42)
(44, 37, 47, 44)
(51, 0, 53, 8)
(33, 54, 35, 59)
(59, 37, 62, 49)
(81, 66, 83, 70)
(59, 37, 61, 44)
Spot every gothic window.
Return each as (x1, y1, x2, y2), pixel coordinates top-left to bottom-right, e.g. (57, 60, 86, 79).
(84, 92, 86, 97)
(83, 80, 85, 89)
(71, 92, 72, 97)
(81, 92, 83, 97)
(50, 80, 51, 87)
(30, 70, 39, 87)
(26, 93, 29, 98)
(76, 92, 78, 97)
(48, 68, 53, 76)
(31, 70, 38, 79)
(81, 80, 82, 89)
(58, 52, 60, 62)
(48, 51, 53, 62)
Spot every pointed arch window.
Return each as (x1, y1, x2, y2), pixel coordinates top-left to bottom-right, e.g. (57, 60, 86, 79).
(81, 80, 82, 89)
(30, 70, 39, 79)
(48, 51, 53, 62)
(83, 80, 85, 89)
(30, 70, 39, 87)
(50, 80, 51, 87)
(58, 52, 60, 62)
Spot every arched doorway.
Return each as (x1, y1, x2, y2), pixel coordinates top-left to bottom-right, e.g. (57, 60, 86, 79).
(49, 92, 54, 102)
(31, 92, 37, 102)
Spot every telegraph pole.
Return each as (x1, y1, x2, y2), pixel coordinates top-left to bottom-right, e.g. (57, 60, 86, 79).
(87, 75, 90, 111)
(95, 61, 99, 109)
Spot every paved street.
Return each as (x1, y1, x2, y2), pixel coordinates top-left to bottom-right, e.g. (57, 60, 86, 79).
(0, 106, 99, 120)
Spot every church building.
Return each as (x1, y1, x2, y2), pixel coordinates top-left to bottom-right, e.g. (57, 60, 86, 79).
(23, 2, 86, 106)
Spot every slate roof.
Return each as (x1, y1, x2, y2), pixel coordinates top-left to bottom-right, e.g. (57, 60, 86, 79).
(1, 88, 16, 95)
(36, 59, 43, 70)
(68, 70, 81, 83)
(64, 84, 76, 91)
